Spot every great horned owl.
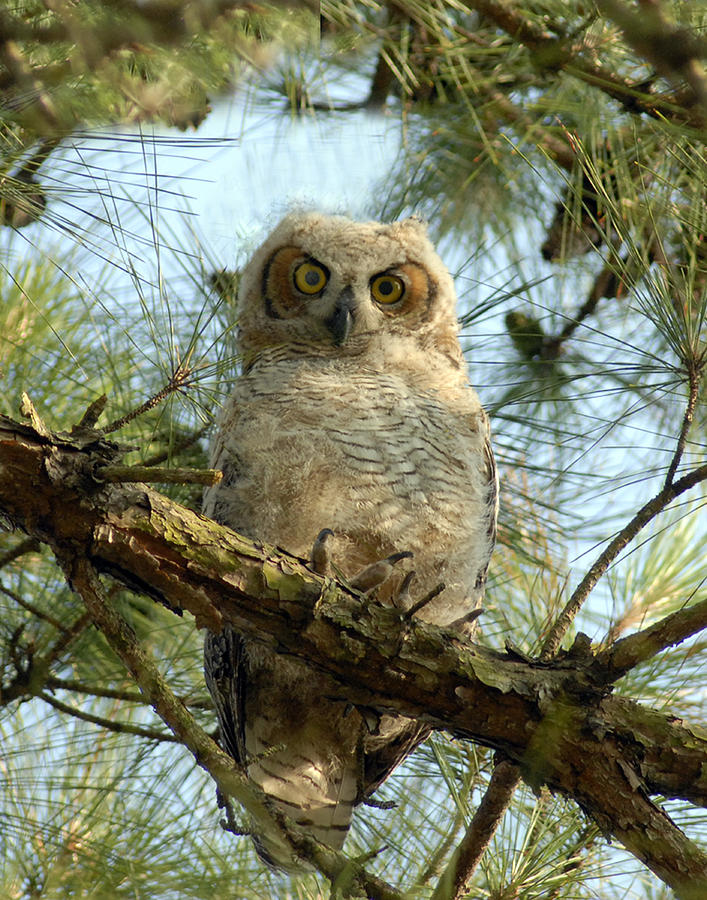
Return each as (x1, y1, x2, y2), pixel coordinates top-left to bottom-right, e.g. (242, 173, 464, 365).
(203, 212, 497, 869)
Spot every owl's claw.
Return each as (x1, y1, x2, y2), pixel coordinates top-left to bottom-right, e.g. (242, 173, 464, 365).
(403, 582, 446, 620)
(311, 529, 413, 597)
(392, 570, 415, 610)
(310, 528, 335, 575)
(448, 606, 484, 636)
(350, 551, 413, 594)
(363, 796, 397, 810)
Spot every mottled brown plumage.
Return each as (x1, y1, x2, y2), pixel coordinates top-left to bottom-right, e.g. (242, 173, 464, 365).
(203, 212, 497, 869)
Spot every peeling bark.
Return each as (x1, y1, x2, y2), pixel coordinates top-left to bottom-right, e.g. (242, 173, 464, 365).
(1, 413, 706, 897)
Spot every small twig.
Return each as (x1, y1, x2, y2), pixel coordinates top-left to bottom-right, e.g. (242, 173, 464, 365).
(46, 674, 213, 708)
(542, 260, 622, 358)
(46, 676, 145, 704)
(597, 595, 707, 681)
(97, 464, 222, 486)
(430, 759, 521, 900)
(38, 690, 180, 742)
(404, 583, 446, 620)
(664, 365, 701, 489)
(139, 423, 210, 468)
(102, 365, 192, 434)
(540, 462, 707, 659)
(43, 611, 92, 666)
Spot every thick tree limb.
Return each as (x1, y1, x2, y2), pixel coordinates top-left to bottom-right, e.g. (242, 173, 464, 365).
(1, 413, 707, 897)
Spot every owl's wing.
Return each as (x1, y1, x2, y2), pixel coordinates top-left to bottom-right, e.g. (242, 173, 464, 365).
(203, 626, 248, 765)
(362, 720, 431, 800)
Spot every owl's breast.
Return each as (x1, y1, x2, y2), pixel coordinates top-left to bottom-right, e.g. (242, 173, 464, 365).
(205, 360, 494, 619)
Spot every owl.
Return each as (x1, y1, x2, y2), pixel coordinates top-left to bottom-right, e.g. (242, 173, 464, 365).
(203, 212, 497, 870)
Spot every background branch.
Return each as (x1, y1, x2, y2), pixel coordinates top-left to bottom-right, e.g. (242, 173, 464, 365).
(430, 759, 521, 900)
(598, 595, 707, 680)
(540, 462, 707, 659)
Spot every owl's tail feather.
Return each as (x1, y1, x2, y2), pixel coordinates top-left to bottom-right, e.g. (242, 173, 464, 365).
(248, 754, 358, 871)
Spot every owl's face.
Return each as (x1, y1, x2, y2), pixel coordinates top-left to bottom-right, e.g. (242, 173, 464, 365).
(235, 213, 463, 369)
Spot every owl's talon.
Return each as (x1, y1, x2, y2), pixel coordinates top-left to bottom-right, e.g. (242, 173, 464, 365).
(392, 570, 416, 610)
(449, 607, 484, 635)
(216, 789, 250, 836)
(350, 551, 413, 594)
(357, 705, 382, 734)
(311, 527, 335, 575)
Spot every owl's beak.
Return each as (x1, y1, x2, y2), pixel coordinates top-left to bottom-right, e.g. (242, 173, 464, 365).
(326, 286, 355, 345)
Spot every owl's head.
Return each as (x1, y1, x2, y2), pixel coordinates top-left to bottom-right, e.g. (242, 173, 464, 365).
(235, 212, 463, 370)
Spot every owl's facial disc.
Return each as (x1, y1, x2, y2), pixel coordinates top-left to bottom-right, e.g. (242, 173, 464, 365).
(259, 244, 437, 351)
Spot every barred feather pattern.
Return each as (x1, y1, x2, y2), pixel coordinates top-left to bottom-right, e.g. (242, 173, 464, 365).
(202, 213, 497, 869)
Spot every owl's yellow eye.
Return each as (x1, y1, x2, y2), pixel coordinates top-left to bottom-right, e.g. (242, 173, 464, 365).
(371, 274, 405, 305)
(293, 260, 328, 295)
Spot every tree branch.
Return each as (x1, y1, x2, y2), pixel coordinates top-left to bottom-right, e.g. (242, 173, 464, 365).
(1, 412, 706, 896)
(97, 464, 222, 486)
(463, 0, 705, 128)
(430, 758, 520, 900)
(540, 462, 707, 659)
(597, 595, 707, 680)
(595, 0, 707, 115)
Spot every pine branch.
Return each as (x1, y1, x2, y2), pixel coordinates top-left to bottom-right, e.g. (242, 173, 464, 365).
(463, 0, 706, 128)
(540, 462, 707, 660)
(597, 595, 707, 680)
(430, 758, 520, 900)
(664, 363, 701, 488)
(37, 690, 181, 743)
(595, 0, 707, 114)
(2, 411, 707, 896)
